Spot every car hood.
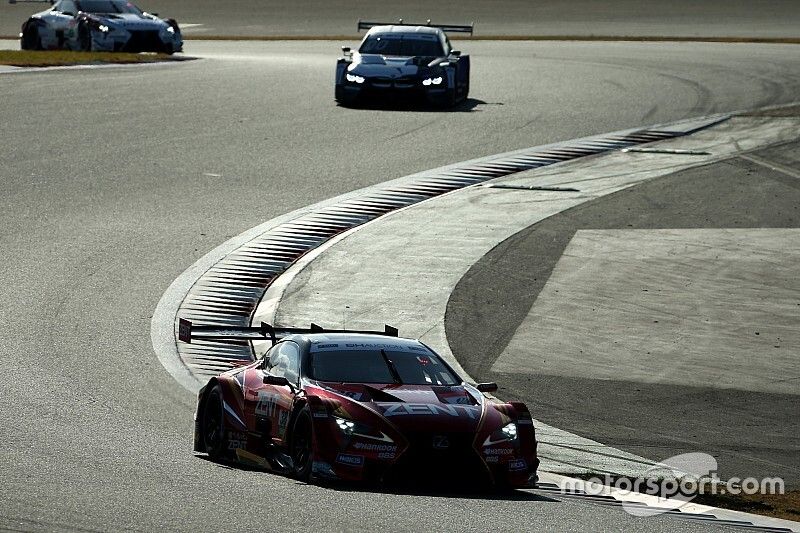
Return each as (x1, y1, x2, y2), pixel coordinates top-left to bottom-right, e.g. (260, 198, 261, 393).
(90, 13, 166, 30)
(349, 53, 441, 77)
(321, 383, 483, 432)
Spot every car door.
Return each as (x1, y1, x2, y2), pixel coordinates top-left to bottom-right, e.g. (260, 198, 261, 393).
(49, 0, 78, 47)
(248, 341, 301, 446)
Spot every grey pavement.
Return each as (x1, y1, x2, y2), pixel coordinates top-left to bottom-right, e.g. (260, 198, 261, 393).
(3, 0, 800, 38)
(448, 132, 800, 488)
(2, 39, 800, 531)
(270, 115, 800, 489)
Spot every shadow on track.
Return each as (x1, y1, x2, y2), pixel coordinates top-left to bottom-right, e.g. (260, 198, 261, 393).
(337, 97, 496, 113)
(197, 455, 557, 502)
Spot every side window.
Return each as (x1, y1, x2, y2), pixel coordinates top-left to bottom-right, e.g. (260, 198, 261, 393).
(60, 0, 77, 14)
(267, 342, 301, 385)
(443, 34, 451, 55)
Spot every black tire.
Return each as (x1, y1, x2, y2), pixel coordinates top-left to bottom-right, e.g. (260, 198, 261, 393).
(78, 23, 92, 52)
(289, 407, 314, 481)
(334, 86, 356, 107)
(21, 23, 41, 51)
(202, 385, 226, 460)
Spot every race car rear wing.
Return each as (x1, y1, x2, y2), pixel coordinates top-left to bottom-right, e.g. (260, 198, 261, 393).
(178, 318, 398, 345)
(357, 19, 474, 35)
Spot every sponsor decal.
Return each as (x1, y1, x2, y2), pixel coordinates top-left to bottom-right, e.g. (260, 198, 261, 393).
(485, 456, 500, 463)
(443, 395, 471, 405)
(344, 342, 404, 350)
(335, 454, 365, 467)
(353, 443, 397, 452)
(317, 343, 338, 349)
(484, 448, 514, 455)
(339, 390, 365, 401)
(377, 403, 480, 419)
(432, 435, 450, 449)
(227, 432, 247, 450)
(517, 419, 534, 426)
(255, 391, 279, 417)
(277, 410, 289, 437)
(508, 459, 527, 471)
(378, 452, 396, 460)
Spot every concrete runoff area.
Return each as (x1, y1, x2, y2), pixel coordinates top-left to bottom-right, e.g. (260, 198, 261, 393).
(492, 227, 800, 394)
(267, 114, 800, 482)
(448, 137, 800, 487)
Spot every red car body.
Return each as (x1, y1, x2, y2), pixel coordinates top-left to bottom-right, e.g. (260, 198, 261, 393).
(192, 331, 539, 488)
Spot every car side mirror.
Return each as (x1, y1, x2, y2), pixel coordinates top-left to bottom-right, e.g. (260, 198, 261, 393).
(64, 11, 75, 15)
(263, 373, 299, 393)
(342, 46, 351, 53)
(151, 12, 158, 16)
(476, 382, 498, 393)
(450, 50, 461, 57)
(263, 374, 291, 387)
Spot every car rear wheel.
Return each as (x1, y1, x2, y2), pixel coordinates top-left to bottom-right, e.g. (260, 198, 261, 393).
(21, 23, 42, 51)
(290, 407, 313, 481)
(78, 23, 92, 52)
(202, 385, 226, 460)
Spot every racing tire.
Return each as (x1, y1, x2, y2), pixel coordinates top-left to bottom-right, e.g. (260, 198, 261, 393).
(77, 23, 92, 52)
(202, 385, 226, 460)
(435, 87, 457, 109)
(21, 23, 42, 51)
(289, 407, 314, 481)
(334, 86, 357, 107)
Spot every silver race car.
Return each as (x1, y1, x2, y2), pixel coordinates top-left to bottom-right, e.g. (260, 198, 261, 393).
(335, 20, 472, 107)
(11, 0, 182, 54)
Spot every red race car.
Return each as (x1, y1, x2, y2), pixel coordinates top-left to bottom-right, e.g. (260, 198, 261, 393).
(180, 320, 539, 488)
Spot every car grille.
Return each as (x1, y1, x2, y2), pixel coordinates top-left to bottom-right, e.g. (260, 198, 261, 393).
(382, 432, 491, 486)
(368, 76, 417, 90)
(123, 30, 163, 52)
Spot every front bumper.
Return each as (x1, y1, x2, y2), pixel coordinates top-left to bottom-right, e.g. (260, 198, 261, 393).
(313, 428, 538, 488)
(338, 79, 447, 103)
(91, 28, 183, 53)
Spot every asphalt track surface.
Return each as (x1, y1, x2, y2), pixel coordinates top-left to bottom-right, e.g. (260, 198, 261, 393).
(447, 138, 800, 487)
(2, 37, 800, 531)
(3, 1, 800, 38)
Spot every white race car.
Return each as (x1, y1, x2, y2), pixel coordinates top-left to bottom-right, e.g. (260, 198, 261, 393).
(12, 0, 182, 54)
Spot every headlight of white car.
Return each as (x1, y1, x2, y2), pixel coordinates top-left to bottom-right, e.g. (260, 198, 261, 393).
(346, 73, 365, 84)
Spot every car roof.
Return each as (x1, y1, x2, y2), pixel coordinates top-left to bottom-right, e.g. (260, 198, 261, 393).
(285, 332, 426, 349)
(366, 25, 443, 36)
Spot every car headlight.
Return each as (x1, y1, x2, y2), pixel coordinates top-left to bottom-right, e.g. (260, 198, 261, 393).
(501, 422, 518, 440)
(333, 416, 393, 442)
(166, 26, 175, 34)
(98, 24, 109, 33)
(346, 73, 365, 84)
(422, 76, 443, 86)
(483, 422, 519, 446)
(335, 417, 356, 434)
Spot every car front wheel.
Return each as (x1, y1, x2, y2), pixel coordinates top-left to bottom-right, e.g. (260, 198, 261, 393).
(21, 23, 42, 50)
(78, 23, 92, 52)
(289, 407, 314, 481)
(202, 385, 226, 460)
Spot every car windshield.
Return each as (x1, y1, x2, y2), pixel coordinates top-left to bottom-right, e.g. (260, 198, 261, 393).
(359, 34, 444, 57)
(76, 0, 142, 14)
(311, 348, 458, 385)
